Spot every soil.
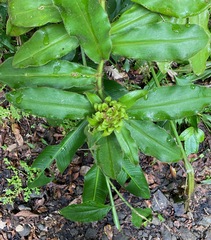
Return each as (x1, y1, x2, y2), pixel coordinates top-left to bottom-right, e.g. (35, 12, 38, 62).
(0, 87, 211, 240)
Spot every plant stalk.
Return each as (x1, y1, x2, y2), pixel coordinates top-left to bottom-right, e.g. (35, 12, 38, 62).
(97, 60, 105, 100)
(105, 177, 121, 230)
(170, 121, 195, 209)
(108, 179, 151, 223)
(152, 65, 194, 210)
(99, 0, 106, 10)
(81, 47, 87, 66)
(150, 66, 161, 87)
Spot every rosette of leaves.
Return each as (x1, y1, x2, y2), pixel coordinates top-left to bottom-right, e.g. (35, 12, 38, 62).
(0, 0, 211, 226)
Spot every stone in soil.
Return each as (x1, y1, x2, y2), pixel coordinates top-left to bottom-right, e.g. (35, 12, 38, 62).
(152, 189, 170, 211)
(85, 228, 98, 239)
(15, 224, 31, 237)
(179, 227, 197, 240)
(173, 203, 185, 217)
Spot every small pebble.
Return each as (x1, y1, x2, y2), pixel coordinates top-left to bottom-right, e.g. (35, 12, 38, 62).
(18, 204, 31, 211)
(0, 220, 6, 230)
(85, 228, 98, 239)
(80, 166, 90, 176)
(16, 224, 31, 237)
(37, 223, 47, 231)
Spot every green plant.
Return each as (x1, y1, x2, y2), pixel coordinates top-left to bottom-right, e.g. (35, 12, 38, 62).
(0, 104, 28, 124)
(0, 0, 211, 228)
(0, 158, 40, 204)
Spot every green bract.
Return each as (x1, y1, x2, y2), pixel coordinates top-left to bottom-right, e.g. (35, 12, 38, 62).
(0, 0, 211, 229)
(88, 96, 128, 136)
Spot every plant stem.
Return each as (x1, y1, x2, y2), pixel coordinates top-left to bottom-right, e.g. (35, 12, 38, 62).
(108, 179, 151, 223)
(151, 65, 194, 210)
(150, 66, 161, 87)
(97, 60, 104, 99)
(81, 47, 87, 66)
(170, 121, 195, 210)
(105, 177, 121, 231)
(99, 0, 106, 10)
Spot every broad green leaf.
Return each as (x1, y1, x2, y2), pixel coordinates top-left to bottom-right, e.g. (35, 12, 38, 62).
(53, 0, 112, 63)
(115, 125, 139, 165)
(0, 30, 15, 51)
(180, 127, 196, 141)
(117, 159, 150, 198)
(6, 18, 32, 36)
(94, 134, 123, 179)
(111, 22, 209, 61)
(6, 87, 93, 120)
(125, 120, 182, 163)
(28, 172, 54, 188)
(184, 135, 198, 155)
(104, 79, 128, 100)
(31, 120, 87, 173)
(189, 10, 210, 75)
(132, 208, 152, 227)
(127, 85, 211, 121)
(32, 145, 60, 170)
(118, 90, 148, 109)
(0, 58, 97, 91)
(13, 24, 79, 68)
(8, 0, 61, 27)
(55, 120, 87, 172)
(180, 127, 204, 155)
(60, 201, 111, 222)
(132, 0, 211, 18)
(82, 165, 108, 203)
(111, 4, 162, 35)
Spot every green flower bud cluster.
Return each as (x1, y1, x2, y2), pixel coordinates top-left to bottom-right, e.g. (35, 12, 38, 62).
(88, 96, 128, 136)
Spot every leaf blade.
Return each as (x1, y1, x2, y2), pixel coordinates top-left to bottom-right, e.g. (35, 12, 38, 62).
(189, 9, 210, 75)
(82, 165, 108, 203)
(111, 4, 162, 35)
(115, 125, 139, 165)
(6, 87, 93, 120)
(13, 24, 79, 68)
(8, 0, 61, 27)
(56, 120, 87, 172)
(31, 121, 87, 171)
(117, 159, 150, 198)
(127, 85, 211, 121)
(60, 201, 111, 222)
(132, 208, 152, 227)
(0, 58, 96, 91)
(111, 22, 209, 61)
(132, 0, 211, 18)
(53, 0, 112, 63)
(93, 134, 123, 179)
(125, 120, 182, 163)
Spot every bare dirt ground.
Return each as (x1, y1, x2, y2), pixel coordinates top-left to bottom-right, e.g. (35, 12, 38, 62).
(0, 87, 211, 240)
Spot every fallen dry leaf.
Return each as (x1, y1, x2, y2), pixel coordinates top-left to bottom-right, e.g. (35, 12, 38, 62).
(104, 224, 113, 240)
(6, 143, 17, 152)
(0, 220, 6, 230)
(170, 165, 177, 179)
(12, 123, 24, 146)
(15, 210, 39, 218)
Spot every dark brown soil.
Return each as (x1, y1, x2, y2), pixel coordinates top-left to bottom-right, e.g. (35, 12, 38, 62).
(0, 89, 211, 240)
